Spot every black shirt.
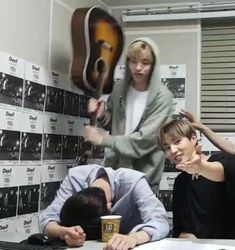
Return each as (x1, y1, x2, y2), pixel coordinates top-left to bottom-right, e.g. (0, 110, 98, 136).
(222, 153, 235, 238)
(173, 152, 230, 238)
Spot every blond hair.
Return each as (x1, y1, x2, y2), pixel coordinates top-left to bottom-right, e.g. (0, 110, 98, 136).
(158, 120, 196, 150)
(127, 40, 155, 64)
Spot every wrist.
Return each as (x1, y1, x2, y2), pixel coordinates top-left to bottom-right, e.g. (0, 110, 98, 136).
(198, 160, 207, 176)
(199, 123, 208, 133)
(97, 135, 103, 145)
(59, 226, 67, 240)
(130, 233, 138, 246)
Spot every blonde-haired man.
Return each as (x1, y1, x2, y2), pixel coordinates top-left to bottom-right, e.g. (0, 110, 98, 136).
(85, 38, 173, 192)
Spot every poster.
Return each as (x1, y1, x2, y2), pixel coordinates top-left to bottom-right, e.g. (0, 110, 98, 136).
(161, 64, 186, 116)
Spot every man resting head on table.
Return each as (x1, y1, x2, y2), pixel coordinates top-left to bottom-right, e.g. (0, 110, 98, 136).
(40, 165, 169, 250)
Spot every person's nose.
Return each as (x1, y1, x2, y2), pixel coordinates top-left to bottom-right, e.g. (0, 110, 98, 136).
(170, 144, 178, 154)
(135, 62, 143, 70)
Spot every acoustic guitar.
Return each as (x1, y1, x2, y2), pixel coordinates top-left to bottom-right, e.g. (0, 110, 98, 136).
(71, 6, 124, 97)
(71, 6, 124, 164)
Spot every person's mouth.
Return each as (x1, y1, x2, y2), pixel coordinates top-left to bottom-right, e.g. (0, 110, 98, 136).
(134, 73, 143, 77)
(174, 154, 183, 163)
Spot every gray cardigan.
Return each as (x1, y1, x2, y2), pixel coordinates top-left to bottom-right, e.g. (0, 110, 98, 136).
(99, 37, 173, 187)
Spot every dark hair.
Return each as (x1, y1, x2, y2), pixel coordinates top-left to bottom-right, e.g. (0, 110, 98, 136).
(60, 187, 109, 240)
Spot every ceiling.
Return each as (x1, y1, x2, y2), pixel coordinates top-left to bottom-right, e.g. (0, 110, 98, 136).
(100, 0, 235, 9)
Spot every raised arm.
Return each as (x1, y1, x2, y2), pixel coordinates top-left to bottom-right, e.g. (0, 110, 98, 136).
(181, 110, 235, 155)
(176, 145, 225, 182)
(86, 90, 172, 159)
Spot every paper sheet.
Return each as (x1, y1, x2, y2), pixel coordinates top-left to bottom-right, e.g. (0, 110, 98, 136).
(134, 239, 235, 250)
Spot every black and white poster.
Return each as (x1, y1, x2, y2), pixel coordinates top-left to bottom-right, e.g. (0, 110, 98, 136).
(161, 64, 186, 116)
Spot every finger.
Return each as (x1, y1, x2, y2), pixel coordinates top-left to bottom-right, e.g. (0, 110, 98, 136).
(105, 243, 112, 250)
(107, 235, 121, 250)
(103, 244, 108, 250)
(176, 164, 185, 170)
(74, 225, 84, 234)
(88, 98, 100, 113)
(195, 144, 202, 154)
(180, 109, 193, 121)
(64, 235, 81, 247)
(72, 236, 85, 246)
(122, 242, 131, 250)
(107, 236, 117, 247)
(66, 230, 80, 238)
(108, 239, 120, 250)
(116, 240, 126, 250)
(97, 101, 105, 115)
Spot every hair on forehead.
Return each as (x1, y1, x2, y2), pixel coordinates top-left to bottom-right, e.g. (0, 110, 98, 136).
(127, 40, 154, 62)
(158, 120, 196, 148)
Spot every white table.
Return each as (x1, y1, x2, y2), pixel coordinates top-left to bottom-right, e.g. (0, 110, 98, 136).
(1, 233, 235, 250)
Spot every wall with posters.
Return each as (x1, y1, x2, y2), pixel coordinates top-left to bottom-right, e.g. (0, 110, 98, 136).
(0, 50, 96, 233)
(0, 0, 103, 234)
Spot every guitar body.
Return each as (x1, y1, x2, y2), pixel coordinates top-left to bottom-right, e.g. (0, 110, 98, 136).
(71, 6, 124, 95)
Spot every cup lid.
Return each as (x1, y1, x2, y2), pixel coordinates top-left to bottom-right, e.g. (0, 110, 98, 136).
(100, 215, 122, 219)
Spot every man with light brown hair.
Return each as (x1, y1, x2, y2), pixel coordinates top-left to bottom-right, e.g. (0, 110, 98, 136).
(158, 119, 235, 239)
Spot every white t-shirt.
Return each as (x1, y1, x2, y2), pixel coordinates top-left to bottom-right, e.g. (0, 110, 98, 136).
(125, 85, 149, 135)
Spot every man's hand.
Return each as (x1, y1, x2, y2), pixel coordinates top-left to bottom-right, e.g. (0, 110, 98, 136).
(88, 98, 106, 119)
(104, 234, 138, 250)
(84, 125, 103, 145)
(180, 109, 204, 131)
(176, 145, 203, 176)
(61, 226, 86, 247)
(179, 232, 197, 239)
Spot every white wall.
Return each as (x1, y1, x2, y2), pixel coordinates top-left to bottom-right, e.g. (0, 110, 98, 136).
(0, 0, 101, 73)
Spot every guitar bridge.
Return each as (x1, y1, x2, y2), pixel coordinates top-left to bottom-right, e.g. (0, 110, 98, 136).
(98, 40, 113, 52)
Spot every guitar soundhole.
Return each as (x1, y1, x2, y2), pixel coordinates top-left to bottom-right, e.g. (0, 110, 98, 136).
(96, 58, 106, 76)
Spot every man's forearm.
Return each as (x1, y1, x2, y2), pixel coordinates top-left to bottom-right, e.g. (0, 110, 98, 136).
(200, 160, 225, 182)
(201, 125, 235, 154)
(130, 231, 151, 245)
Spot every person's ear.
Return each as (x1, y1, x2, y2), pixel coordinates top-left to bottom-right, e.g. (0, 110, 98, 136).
(191, 135, 197, 146)
(107, 202, 112, 212)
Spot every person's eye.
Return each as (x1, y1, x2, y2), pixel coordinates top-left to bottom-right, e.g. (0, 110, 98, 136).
(164, 146, 170, 151)
(142, 60, 151, 65)
(175, 139, 181, 144)
(130, 59, 137, 64)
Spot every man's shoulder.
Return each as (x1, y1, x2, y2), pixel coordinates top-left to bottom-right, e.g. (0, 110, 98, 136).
(152, 84, 173, 105)
(209, 151, 235, 163)
(68, 164, 102, 177)
(157, 84, 172, 96)
(115, 168, 146, 181)
(111, 80, 125, 94)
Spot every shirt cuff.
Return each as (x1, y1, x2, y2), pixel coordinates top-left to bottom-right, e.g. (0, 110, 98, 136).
(101, 135, 115, 148)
